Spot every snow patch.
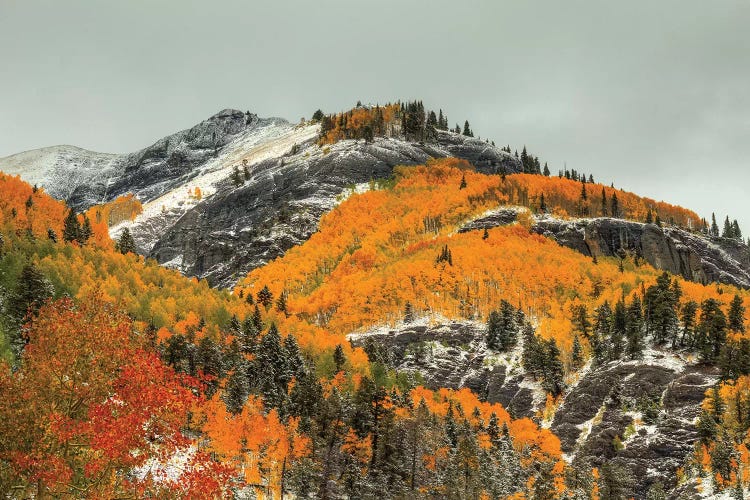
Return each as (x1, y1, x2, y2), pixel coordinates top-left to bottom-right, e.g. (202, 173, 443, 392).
(111, 122, 320, 251)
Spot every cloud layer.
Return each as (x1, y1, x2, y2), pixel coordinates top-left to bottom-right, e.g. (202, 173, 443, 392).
(1, 0, 747, 232)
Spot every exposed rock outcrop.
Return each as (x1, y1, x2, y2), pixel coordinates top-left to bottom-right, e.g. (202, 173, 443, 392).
(552, 357, 718, 498)
(460, 209, 750, 289)
(350, 318, 718, 498)
(347, 319, 540, 419)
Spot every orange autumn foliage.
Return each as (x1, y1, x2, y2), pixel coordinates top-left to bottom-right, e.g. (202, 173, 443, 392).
(318, 104, 400, 145)
(698, 375, 750, 490)
(0, 294, 233, 498)
(83, 194, 143, 249)
(202, 395, 309, 498)
(238, 159, 746, 366)
(0, 173, 67, 239)
(503, 173, 700, 228)
(407, 386, 561, 462)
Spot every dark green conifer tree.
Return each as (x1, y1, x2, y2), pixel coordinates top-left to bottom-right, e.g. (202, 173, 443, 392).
(571, 334, 584, 369)
(8, 263, 53, 336)
(711, 213, 720, 237)
(625, 295, 644, 359)
(543, 339, 565, 396)
(80, 214, 92, 243)
(732, 220, 742, 240)
(62, 209, 81, 243)
(571, 304, 592, 339)
(240, 316, 259, 353)
(610, 192, 620, 218)
(117, 227, 137, 255)
(680, 300, 699, 348)
(610, 299, 627, 360)
(257, 285, 273, 310)
(252, 304, 263, 331)
(254, 323, 288, 410)
(333, 343, 346, 373)
(723, 216, 733, 238)
(728, 294, 746, 333)
(697, 298, 728, 362)
(276, 291, 288, 316)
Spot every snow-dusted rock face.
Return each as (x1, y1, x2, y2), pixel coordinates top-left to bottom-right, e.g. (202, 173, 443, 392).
(552, 352, 718, 497)
(461, 210, 750, 289)
(535, 217, 750, 289)
(0, 145, 120, 204)
(348, 318, 545, 419)
(146, 131, 521, 287)
(0, 109, 271, 209)
(349, 318, 718, 498)
(1, 109, 521, 288)
(101, 109, 275, 205)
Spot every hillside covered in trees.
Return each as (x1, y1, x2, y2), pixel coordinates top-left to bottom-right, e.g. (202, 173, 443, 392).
(1, 111, 750, 498)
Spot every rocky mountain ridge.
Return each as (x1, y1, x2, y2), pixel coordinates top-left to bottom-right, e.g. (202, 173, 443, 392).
(1, 109, 521, 287)
(460, 207, 750, 289)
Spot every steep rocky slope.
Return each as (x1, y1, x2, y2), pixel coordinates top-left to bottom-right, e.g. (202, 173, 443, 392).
(348, 318, 540, 419)
(149, 131, 520, 287)
(1, 109, 521, 287)
(0, 109, 272, 209)
(349, 317, 718, 498)
(460, 208, 750, 289)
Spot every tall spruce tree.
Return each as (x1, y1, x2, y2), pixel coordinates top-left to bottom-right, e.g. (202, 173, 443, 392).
(80, 214, 92, 243)
(333, 344, 346, 373)
(732, 220, 742, 240)
(254, 323, 288, 410)
(543, 339, 565, 396)
(257, 285, 273, 310)
(711, 213, 720, 237)
(610, 299, 627, 360)
(610, 192, 620, 218)
(571, 334, 584, 369)
(697, 298, 728, 362)
(63, 209, 81, 243)
(728, 294, 746, 333)
(8, 263, 53, 330)
(486, 300, 518, 352)
(680, 300, 699, 348)
(625, 295, 645, 359)
(117, 227, 137, 255)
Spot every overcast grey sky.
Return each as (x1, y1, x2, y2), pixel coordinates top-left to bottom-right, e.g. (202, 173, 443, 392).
(1, 0, 748, 232)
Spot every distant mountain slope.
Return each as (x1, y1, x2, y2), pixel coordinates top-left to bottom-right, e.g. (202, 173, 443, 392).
(0, 145, 120, 203)
(0, 109, 286, 209)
